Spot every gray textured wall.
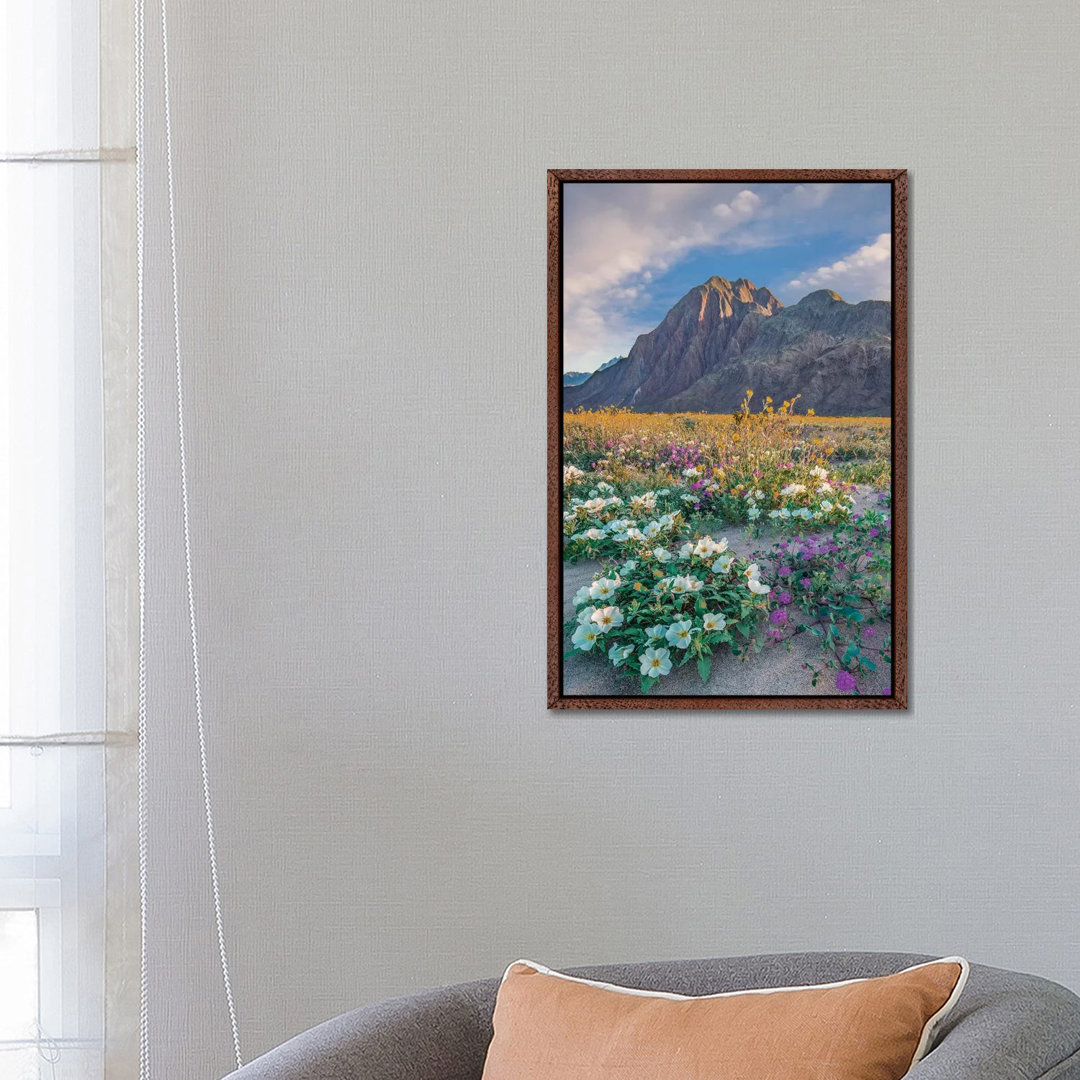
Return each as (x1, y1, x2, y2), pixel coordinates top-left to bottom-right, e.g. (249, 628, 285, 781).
(139, 1, 1080, 1076)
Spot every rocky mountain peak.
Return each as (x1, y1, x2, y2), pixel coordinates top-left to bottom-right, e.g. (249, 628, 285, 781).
(563, 277, 892, 417)
(796, 288, 846, 306)
(686, 276, 783, 319)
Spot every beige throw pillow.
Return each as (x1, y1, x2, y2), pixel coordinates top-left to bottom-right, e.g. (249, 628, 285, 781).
(481, 957, 968, 1080)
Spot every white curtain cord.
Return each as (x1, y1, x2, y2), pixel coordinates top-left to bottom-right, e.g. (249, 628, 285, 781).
(134, 0, 244, 1071)
(158, 0, 244, 1067)
(134, 0, 151, 1076)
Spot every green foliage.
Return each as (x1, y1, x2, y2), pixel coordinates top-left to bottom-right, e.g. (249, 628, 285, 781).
(564, 537, 773, 693)
(754, 498, 893, 695)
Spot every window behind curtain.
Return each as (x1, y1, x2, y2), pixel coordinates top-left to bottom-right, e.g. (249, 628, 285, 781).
(1, 2, 116, 1077)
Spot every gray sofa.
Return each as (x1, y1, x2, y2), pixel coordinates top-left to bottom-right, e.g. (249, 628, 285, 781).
(223, 952, 1080, 1079)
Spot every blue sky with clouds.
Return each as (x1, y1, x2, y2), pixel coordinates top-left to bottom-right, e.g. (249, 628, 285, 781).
(562, 181, 892, 372)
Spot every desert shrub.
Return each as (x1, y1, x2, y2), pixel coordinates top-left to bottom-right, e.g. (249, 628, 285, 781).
(565, 536, 772, 692)
(562, 476, 689, 561)
(754, 498, 893, 695)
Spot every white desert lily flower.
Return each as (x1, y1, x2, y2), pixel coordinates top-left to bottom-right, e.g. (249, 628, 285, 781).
(582, 498, 606, 515)
(702, 612, 727, 633)
(608, 643, 635, 666)
(639, 648, 673, 677)
(645, 625, 667, 644)
(652, 547, 672, 563)
(576, 605, 597, 625)
(584, 528, 604, 540)
(573, 586, 591, 606)
(665, 620, 694, 649)
(572, 623, 600, 651)
(590, 606, 624, 633)
(713, 555, 735, 573)
(743, 563, 761, 580)
(747, 578, 771, 595)
(589, 578, 619, 601)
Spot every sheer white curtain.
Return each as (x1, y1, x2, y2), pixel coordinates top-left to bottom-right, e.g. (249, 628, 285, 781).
(1, 2, 137, 1078)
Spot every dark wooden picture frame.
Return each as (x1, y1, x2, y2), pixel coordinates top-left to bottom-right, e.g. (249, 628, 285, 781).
(548, 169, 907, 710)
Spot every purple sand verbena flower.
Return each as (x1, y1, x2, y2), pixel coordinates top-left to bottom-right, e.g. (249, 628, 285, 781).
(869, 528, 879, 537)
(835, 670, 857, 693)
(778, 592, 792, 605)
(800, 577, 811, 588)
(778, 566, 792, 577)
(863, 627, 875, 637)
(769, 609, 787, 625)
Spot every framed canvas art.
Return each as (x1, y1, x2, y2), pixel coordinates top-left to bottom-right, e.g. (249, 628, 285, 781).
(548, 169, 907, 709)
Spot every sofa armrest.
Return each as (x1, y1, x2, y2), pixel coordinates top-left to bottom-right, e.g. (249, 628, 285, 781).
(909, 967, 1080, 1080)
(221, 980, 496, 1080)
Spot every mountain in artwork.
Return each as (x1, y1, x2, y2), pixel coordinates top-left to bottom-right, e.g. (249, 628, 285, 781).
(563, 276, 891, 416)
(563, 355, 626, 386)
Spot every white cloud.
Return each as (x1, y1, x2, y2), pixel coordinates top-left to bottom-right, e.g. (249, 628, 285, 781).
(561, 182, 881, 371)
(562, 184, 769, 371)
(786, 233, 892, 301)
